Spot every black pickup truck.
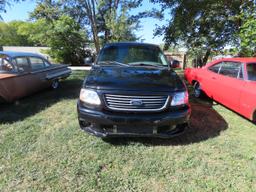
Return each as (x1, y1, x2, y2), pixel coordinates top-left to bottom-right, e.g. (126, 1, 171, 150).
(77, 42, 190, 138)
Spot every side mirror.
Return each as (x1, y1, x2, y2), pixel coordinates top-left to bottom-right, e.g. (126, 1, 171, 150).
(84, 57, 93, 65)
(169, 60, 180, 68)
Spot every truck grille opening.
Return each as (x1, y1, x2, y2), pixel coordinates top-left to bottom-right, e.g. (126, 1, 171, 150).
(104, 94, 169, 112)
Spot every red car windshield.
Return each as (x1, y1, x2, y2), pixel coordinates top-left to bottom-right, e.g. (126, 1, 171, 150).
(247, 63, 256, 81)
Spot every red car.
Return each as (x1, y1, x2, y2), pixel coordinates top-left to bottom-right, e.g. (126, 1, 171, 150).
(185, 58, 256, 122)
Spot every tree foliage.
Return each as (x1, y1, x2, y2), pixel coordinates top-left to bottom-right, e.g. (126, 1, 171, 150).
(152, 0, 251, 66)
(0, 17, 88, 65)
(0, 21, 34, 46)
(61, 0, 152, 53)
(43, 15, 88, 65)
(30, 0, 62, 21)
(28, 1, 89, 65)
(16, 19, 49, 46)
(30, 0, 159, 55)
(97, 0, 143, 42)
(98, 1, 138, 43)
(239, 1, 256, 56)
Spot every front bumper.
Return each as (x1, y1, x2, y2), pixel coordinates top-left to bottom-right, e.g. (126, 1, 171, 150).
(77, 103, 191, 138)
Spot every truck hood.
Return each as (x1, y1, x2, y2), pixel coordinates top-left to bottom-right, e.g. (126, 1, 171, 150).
(85, 66, 185, 92)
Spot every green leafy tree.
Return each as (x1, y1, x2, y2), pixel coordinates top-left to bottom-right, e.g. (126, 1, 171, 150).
(42, 0, 101, 53)
(23, 16, 88, 65)
(62, 0, 157, 53)
(16, 19, 49, 46)
(239, 1, 256, 56)
(152, 0, 249, 66)
(97, 0, 141, 43)
(32, 0, 159, 54)
(30, 0, 62, 21)
(0, 21, 33, 46)
(44, 15, 88, 64)
(29, 1, 89, 65)
(104, 9, 137, 43)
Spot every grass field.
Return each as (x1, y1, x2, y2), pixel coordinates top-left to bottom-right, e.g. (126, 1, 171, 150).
(0, 71, 256, 191)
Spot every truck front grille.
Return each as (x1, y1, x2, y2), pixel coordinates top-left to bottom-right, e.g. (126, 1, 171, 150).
(104, 94, 169, 112)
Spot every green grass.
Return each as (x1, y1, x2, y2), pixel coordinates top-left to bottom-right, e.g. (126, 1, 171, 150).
(0, 71, 256, 191)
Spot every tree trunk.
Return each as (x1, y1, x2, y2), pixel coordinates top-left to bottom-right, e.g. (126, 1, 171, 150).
(182, 54, 187, 69)
(90, 0, 100, 54)
(84, 0, 100, 54)
(202, 48, 211, 66)
(104, 29, 110, 43)
(91, 23, 100, 54)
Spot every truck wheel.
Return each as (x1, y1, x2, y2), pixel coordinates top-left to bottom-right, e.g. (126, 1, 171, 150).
(51, 79, 59, 89)
(194, 82, 202, 98)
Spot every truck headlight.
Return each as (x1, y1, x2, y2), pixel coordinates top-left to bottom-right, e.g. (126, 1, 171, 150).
(171, 91, 189, 106)
(79, 88, 101, 106)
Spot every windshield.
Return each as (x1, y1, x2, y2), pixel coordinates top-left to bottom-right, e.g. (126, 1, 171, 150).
(97, 45, 168, 66)
(247, 63, 256, 81)
(0, 54, 15, 72)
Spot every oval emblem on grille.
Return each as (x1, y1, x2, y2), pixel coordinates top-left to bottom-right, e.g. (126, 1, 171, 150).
(130, 99, 143, 106)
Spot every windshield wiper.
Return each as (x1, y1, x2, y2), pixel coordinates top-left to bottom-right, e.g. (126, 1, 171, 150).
(129, 63, 164, 67)
(97, 61, 129, 67)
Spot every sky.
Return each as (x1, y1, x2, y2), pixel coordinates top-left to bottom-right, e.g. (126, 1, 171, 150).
(1, 0, 168, 45)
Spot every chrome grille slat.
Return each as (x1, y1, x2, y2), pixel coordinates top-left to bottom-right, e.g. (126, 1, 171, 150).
(108, 103, 134, 106)
(108, 101, 164, 105)
(109, 103, 163, 106)
(105, 94, 166, 98)
(106, 97, 166, 100)
(108, 107, 162, 109)
(107, 99, 165, 103)
(104, 94, 169, 112)
(106, 97, 166, 101)
(108, 104, 162, 107)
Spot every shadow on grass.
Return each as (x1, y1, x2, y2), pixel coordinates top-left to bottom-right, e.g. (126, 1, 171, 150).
(0, 72, 86, 123)
(103, 100, 228, 146)
(103, 82, 228, 146)
(103, 72, 228, 145)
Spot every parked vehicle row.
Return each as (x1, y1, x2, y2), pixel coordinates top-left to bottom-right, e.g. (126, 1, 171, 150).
(185, 58, 256, 122)
(0, 51, 71, 102)
(0, 44, 190, 139)
(2, 43, 255, 140)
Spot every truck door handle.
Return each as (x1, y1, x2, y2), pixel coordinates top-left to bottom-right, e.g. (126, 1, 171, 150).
(212, 77, 216, 80)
